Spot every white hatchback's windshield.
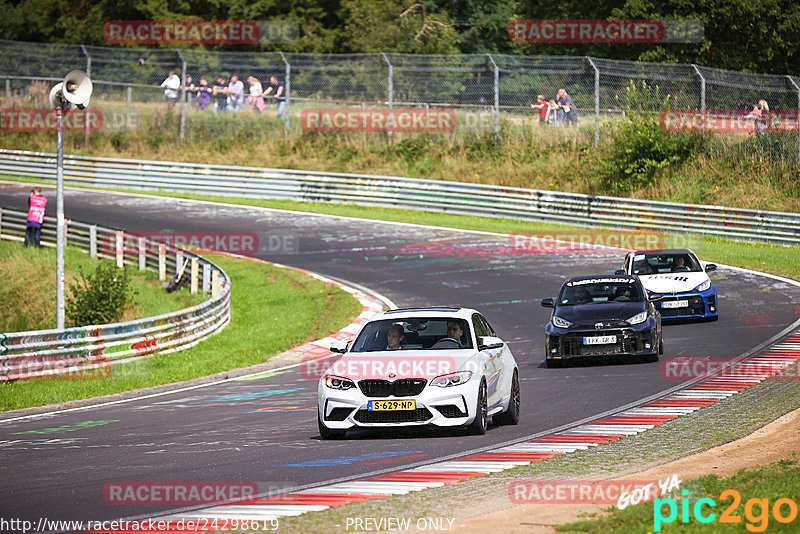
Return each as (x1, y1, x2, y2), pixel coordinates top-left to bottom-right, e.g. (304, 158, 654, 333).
(632, 253, 702, 275)
(350, 318, 472, 352)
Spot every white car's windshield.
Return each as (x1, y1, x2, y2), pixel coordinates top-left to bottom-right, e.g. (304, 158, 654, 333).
(559, 281, 643, 305)
(632, 253, 702, 275)
(350, 318, 472, 352)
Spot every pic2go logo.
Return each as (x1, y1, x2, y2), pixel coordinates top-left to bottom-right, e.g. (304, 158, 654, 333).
(654, 489, 799, 532)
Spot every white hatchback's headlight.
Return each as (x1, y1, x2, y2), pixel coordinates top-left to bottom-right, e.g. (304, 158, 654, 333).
(627, 311, 648, 325)
(693, 279, 711, 292)
(324, 375, 355, 390)
(552, 316, 572, 328)
(431, 371, 472, 388)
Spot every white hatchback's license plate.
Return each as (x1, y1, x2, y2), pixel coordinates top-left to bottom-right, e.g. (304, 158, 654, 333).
(583, 335, 616, 345)
(662, 300, 689, 309)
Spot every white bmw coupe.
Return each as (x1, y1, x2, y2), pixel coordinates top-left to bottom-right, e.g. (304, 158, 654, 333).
(317, 307, 520, 439)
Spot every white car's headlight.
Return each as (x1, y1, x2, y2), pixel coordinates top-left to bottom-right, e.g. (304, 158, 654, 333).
(552, 316, 572, 328)
(324, 375, 355, 390)
(627, 311, 648, 325)
(693, 279, 711, 292)
(431, 371, 472, 388)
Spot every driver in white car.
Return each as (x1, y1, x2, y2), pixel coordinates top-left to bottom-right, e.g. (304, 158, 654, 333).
(446, 321, 464, 347)
(386, 324, 405, 350)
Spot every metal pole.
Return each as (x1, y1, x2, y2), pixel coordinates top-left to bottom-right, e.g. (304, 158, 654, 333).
(787, 76, 800, 165)
(691, 64, 706, 151)
(381, 53, 393, 136)
(81, 45, 92, 143)
(279, 52, 290, 137)
(487, 54, 500, 140)
(586, 57, 600, 147)
(177, 50, 186, 141)
(56, 107, 66, 329)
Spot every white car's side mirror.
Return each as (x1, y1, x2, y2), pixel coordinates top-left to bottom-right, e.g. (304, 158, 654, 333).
(478, 336, 504, 350)
(330, 339, 351, 354)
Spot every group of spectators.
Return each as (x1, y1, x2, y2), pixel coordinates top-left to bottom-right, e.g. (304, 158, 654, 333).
(531, 89, 579, 127)
(160, 71, 287, 118)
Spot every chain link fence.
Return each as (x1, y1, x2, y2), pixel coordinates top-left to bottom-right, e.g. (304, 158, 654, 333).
(1, 39, 799, 163)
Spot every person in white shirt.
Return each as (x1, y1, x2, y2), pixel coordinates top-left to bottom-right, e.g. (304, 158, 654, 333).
(247, 76, 265, 113)
(160, 70, 181, 108)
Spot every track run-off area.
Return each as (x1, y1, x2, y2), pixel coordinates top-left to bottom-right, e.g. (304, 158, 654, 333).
(1, 182, 800, 528)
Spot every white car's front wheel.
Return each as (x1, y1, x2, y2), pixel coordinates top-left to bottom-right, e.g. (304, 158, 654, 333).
(318, 412, 348, 440)
(466, 380, 488, 435)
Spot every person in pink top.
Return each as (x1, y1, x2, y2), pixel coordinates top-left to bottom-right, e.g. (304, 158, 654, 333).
(25, 187, 47, 247)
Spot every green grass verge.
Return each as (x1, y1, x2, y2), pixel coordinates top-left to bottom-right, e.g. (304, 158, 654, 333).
(0, 239, 204, 332)
(558, 456, 800, 533)
(0, 252, 362, 411)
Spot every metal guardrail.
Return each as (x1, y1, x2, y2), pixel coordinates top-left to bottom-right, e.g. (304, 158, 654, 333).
(1, 148, 799, 246)
(0, 207, 231, 381)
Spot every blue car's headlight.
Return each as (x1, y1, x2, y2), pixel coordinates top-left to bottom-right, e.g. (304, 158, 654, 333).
(324, 375, 355, 390)
(627, 311, 648, 325)
(693, 279, 711, 292)
(552, 316, 572, 328)
(431, 371, 472, 388)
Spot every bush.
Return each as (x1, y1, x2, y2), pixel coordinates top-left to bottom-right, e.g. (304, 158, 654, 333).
(66, 262, 135, 326)
(599, 81, 702, 195)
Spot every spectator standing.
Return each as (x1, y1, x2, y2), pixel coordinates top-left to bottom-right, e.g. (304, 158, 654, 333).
(160, 70, 181, 108)
(531, 95, 548, 126)
(213, 76, 228, 113)
(747, 99, 770, 135)
(248, 76, 265, 113)
(547, 99, 559, 127)
(556, 88, 578, 127)
(262, 75, 287, 119)
(25, 187, 47, 248)
(228, 75, 245, 112)
(196, 77, 212, 110)
(183, 75, 195, 105)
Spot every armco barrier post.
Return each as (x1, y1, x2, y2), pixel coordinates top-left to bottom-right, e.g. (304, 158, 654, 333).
(89, 225, 97, 258)
(176, 252, 184, 274)
(158, 242, 166, 280)
(212, 270, 220, 298)
(0, 207, 3, 237)
(115, 231, 124, 269)
(203, 263, 210, 294)
(191, 258, 198, 294)
(138, 237, 146, 271)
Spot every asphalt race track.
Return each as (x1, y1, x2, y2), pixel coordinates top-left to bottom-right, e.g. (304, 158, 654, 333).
(2, 183, 799, 527)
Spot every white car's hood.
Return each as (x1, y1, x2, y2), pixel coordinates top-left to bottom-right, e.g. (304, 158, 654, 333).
(639, 272, 709, 294)
(329, 349, 477, 380)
